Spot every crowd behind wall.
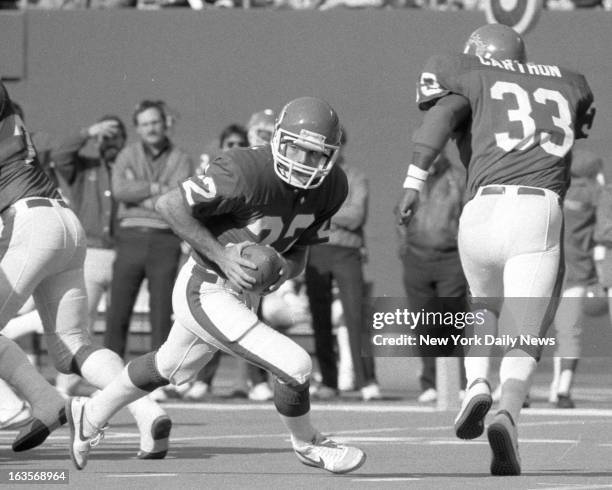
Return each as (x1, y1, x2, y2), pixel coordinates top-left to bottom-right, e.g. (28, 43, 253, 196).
(0, 0, 609, 14)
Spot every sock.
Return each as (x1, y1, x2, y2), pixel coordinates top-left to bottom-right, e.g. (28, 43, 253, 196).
(0, 336, 64, 427)
(0, 378, 24, 412)
(498, 351, 537, 423)
(78, 348, 126, 388)
(558, 359, 578, 395)
(274, 379, 316, 444)
(464, 357, 490, 388)
(85, 367, 150, 435)
(279, 413, 317, 446)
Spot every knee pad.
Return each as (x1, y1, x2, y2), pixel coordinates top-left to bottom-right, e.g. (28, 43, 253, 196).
(274, 378, 310, 417)
(127, 351, 169, 392)
(155, 338, 215, 386)
(44, 330, 95, 374)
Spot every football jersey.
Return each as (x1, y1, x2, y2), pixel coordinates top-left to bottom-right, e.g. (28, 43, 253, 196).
(0, 81, 59, 212)
(179, 145, 348, 273)
(416, 54, 594, 199)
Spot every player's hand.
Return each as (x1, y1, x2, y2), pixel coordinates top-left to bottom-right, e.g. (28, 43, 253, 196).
(217, 242, 258, 292)
(397, 189, 420, 226)
(262, 249, 289, 296)
(88, 120, 120, 141)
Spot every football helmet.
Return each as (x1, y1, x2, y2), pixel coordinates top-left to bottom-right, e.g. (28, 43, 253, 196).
(463, 24, 527, 62)
(247, 109, 276, 147)
(271, 97, 342, 190)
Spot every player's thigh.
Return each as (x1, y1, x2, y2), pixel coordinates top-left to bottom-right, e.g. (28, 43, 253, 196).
(33, 266, 88, 338)
(0, 210, 57, 325)
(235, 321, 312, 386)
(501, 250, 562, 338)
(458, 196, 506, 298)
(172, 259, 259, 345)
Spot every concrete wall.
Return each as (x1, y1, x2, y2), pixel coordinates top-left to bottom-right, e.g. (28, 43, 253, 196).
(2, 10, 611, 296)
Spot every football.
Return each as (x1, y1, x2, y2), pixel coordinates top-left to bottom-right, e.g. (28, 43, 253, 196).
(241, 244, 284, 294)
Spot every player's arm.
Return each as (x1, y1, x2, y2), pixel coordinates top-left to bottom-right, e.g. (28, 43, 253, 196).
(398, 93, 470, 225)
(156, 186, 256, 291)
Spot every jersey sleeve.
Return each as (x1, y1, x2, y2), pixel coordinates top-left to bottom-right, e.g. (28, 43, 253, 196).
(180, 154, 245, 219)
(295, 171, 349, 247)
(416, 54, 468, 111)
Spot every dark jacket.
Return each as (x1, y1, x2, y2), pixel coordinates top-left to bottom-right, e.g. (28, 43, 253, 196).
(397, 155, 465, 257)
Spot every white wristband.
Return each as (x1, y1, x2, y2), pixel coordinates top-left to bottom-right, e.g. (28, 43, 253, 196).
(407, 164, 429, 180)
(403, 175, 425, 191)
(402, 165, 429, 190)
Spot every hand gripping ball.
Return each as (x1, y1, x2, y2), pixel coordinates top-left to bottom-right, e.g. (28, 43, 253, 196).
(241, 244, 284, 295)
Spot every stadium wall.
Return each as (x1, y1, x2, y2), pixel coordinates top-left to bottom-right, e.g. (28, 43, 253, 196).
(2, 10, 610, 297)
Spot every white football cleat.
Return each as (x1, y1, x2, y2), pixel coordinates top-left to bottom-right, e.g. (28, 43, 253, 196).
(66, 397, 105, 470)
(454, 378, 492, 440)
(487, 409, 521, 476)
(293, 433, 366, 474)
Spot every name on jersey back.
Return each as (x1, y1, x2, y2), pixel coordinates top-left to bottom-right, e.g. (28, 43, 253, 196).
(477, 55, 562, 78)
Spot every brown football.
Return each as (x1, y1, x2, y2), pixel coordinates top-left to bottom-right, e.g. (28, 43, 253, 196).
(241, 244, 283, 294)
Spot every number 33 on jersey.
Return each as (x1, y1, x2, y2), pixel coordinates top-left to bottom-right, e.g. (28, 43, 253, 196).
(179, 145, 348, 261)
(416, 53, 594, 199)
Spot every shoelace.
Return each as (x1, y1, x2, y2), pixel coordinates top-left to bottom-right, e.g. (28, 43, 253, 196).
(89, 425, 108, 448)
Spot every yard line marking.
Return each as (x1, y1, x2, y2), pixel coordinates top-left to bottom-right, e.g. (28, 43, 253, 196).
(352, 477, 422, 482)
(162, 403, 435, 413)
(106, 474, 178, 478)
(161, 403, 612, 417)
(532, 485, 612, 490)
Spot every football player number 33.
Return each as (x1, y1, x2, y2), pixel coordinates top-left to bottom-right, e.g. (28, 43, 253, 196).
(491, 81, 573, 157)
(420, 74, 573, 158)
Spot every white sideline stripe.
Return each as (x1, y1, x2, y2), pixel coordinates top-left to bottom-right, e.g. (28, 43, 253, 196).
(162, 403, 612, 417)
(533, 486, 612, 490)
(106, 474, 177, 478)
(352, 478, 422, 482)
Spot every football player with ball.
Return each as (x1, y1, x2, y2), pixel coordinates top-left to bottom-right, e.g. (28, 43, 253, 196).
(65, 96, 366, 475)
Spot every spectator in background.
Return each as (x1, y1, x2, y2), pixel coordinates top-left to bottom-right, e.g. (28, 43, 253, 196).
(50, 115, 127, 395)
(246, 109, 275, 147)
(395, 152, 467, 403)
(198, 123, 248, 175)
(547, 149, 602, 408)
(106, 100, 193, 387)
(595, 155, 612, 314)
(305, 129, 381, 401)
